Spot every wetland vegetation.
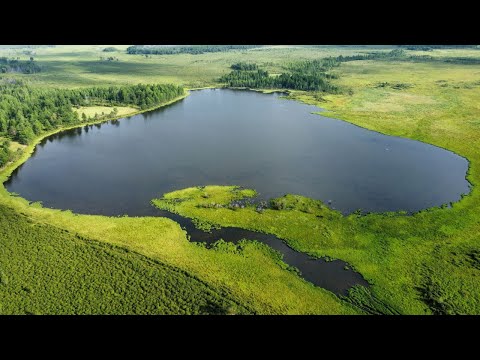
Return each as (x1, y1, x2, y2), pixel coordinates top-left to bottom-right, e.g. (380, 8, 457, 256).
(126, 45, 263, 55)
(0, 203, 251, 315)
(1, 45, 480, 315)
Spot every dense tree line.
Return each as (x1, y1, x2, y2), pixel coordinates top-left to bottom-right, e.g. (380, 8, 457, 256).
(400, 46, 434, 51)
(334, 49, 434, 63)
(220, 69, 273, 88)
(334, 49, 407, 62)
(275, 73, 339, 92)
(333, 49, 446, 63)
(399, 45, 479, 51)
(126, 45, 262, 55)
(286, 58, 340, 74)
(0, 57, 41, 74)
(102, 47, 118, 52)
(67, 83, 184, 109)
(443, 57, 480, 65)
(219, 59, 341, 92)
(333, 49, 480, 65)
(0, 83, 184, 149)
(0, 140, 12, 168)
(231, 62, 258, 71)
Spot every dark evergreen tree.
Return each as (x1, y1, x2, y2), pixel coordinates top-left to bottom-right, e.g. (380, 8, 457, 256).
(0, 83, 184, 150)
(0, 57, 41, 73)
(219, 60, 341, 93)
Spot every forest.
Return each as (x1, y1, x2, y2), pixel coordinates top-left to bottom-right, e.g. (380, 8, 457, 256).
(126, 45, 262, 55)
(0, 57, 41, 74)
(398, 45, 479, 51)
(0, 140, 12, 168)
(219, 59, 341, 92)
(230, 62, 259, 71)
(333, 49, 480, 65)
(334, 49, 408, 62)
(0, 83, 184, 162)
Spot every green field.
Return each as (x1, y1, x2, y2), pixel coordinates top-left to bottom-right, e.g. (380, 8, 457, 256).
(1, 45, 479, 314)
(0, 203, 251, 315)
(74, 106, 138, 119)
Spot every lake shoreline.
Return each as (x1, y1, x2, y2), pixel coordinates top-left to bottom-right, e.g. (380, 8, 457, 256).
(1, 88, 477, 315)
(1, 88, 471, 218)
(0, 91, 190, 184)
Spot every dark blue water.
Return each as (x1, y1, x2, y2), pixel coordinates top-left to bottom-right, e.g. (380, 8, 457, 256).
(5, 89, 470, 216)
(4, 88, 471, 296)
(156, 210, 369, 295)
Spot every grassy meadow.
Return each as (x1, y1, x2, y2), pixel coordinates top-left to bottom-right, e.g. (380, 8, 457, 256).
(0, 203, 252, 315)
(1, 45, 480, 314)
(74, 105, 138, 119)
(0, 45, 395, 88)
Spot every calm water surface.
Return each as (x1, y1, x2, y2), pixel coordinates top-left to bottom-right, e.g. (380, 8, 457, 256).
(158, 210, 369, 296)
(6, 89, 469, 215)
(4, 89, 471, 295)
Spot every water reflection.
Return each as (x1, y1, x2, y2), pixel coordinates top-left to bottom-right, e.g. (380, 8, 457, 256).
(6, 89, 470, 215)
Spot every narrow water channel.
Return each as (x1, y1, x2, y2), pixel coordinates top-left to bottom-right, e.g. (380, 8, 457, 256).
(5, 89, 470, 296)
(155, 209, 369, 295)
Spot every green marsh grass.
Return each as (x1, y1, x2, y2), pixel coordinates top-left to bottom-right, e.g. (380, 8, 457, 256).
(2, 46, 480, 314)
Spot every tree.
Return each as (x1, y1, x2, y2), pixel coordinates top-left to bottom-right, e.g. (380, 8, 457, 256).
(8, 126, 17, 137)
(102, 47, 118, 52)
(0, 147, 11, 167)
(0, 117, 7, 133)
(219, 61, 340, 93)
(17, 125, 35, 145)
(0, 82, 184, 145)
(33, 120, 44, 134)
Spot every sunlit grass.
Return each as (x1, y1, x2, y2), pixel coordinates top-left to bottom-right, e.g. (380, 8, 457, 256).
(74, 106, 138, 119)
(1, 45, 480, 314)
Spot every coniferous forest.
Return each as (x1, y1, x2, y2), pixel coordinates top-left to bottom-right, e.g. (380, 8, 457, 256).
(219, 60, 341, 92)
(0, 83, 183, 166)
(0, 140, 11, 168)
(0, 83, 183, 143)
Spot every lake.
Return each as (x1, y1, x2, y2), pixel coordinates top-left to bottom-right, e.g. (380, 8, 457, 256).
(5, 88, 471, 296)
(6, 89, 470, 216)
